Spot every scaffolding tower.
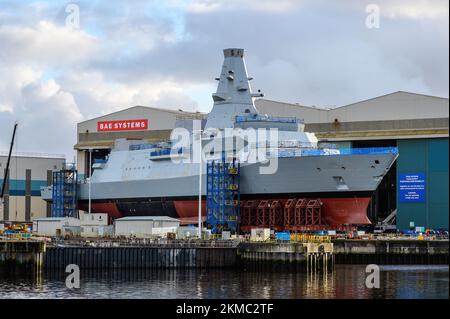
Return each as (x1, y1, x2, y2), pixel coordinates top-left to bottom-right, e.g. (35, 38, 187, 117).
(52, 168, 78, 218)
(206, 155, 240, 233)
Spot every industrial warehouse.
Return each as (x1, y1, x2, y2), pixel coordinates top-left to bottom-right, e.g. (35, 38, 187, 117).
(0, 151, 65, 222)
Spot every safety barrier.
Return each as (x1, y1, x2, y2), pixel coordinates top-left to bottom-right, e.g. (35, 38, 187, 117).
(235, 114, 303, 124)
(290, 234, 332, 243)
(301, 147, 398, 157)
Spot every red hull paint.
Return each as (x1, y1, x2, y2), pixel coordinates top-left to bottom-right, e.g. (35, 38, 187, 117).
(173, 197, 371, 226)
(173, 201, 207, 225)
(320, 198, 371, 226)
(84, 197, 371, 227)
(79, 202, 122, 219)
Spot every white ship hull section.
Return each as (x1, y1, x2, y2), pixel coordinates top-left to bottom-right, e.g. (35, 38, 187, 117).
(79, 150, 397, 200)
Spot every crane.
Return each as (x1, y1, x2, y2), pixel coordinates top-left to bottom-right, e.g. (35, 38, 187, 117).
(1, 123, 18, 221)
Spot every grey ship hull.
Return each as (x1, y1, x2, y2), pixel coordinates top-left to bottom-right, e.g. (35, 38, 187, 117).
(80, 153, 396, 200)
(75, 152, 397, 225)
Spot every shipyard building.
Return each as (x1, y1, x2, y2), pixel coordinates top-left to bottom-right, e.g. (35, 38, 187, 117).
(75, 107, 204, 180)
(0, 152, 65, 223)
(74, 91, 448, 230)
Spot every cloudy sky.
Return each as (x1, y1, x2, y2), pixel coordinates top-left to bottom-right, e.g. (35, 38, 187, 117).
(0, 0, 448, 158)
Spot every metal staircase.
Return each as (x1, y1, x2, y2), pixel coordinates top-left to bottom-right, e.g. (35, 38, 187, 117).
(51, 167, 78, 218)
(206, 155, 240, 233)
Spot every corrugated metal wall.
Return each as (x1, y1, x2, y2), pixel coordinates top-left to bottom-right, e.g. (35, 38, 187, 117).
(397, 138, 449, 229)
(0, 156, 65, 222)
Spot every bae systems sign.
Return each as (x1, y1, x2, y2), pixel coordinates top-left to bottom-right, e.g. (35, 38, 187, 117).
(398, 173, 426, 203)
(97, 119, 148, 132)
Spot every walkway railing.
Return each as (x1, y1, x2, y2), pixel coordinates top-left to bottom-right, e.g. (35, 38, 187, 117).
(276, 147, 398, 158)
(48, 238, 242, 248)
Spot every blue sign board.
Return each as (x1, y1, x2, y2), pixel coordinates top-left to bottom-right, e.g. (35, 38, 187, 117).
(275, 232, 291, 241)
(399, 173, 426, 203)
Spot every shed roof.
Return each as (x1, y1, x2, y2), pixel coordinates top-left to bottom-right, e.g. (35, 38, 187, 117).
(33, 217, 79, 222)
(78, 105, 205, 125)
(115, 216, 180, 222)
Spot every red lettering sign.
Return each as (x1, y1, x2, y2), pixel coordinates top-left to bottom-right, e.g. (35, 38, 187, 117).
(97, 119, 148, 132)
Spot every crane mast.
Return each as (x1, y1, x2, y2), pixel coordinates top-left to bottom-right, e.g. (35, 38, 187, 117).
(1, 123, 18, 221)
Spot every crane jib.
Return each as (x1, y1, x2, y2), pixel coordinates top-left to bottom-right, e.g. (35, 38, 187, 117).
(1, 123, 18, 199)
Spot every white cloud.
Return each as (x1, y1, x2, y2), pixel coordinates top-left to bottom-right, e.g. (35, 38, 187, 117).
(382, 0, 449, 19)
(0, 21, 98, 67)
(0, 20, 96, 156)
(0, 65, 40, 112)
(0, 18, 198, 157)
(186, 0, 300, 13)
(187, 1, 222, 13)
(0, 78, 83, 157)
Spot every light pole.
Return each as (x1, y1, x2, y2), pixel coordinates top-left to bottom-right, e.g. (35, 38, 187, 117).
(88, 148, 92, 215)
(197, 129, 203, 239)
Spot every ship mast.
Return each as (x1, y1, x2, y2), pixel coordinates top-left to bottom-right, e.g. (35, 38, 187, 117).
(205, 48, 263, 130)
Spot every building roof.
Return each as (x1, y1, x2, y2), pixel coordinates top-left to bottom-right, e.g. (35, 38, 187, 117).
(115, 216, 180, 222)
(338, 91, 449, 109)
(74, 90, 448, 145)
(256, 98, 331, 110)
(33, 217, 79, 221)
(78, 105, 205, 125)
(259, 91, 449, 111)
(0, 151, 66, 159)
(257, 91, 449, 123)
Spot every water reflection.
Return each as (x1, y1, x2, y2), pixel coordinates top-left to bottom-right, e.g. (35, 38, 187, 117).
(0, 265, 448, 299)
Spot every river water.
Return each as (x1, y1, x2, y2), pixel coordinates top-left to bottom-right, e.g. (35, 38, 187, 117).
(0, 265, 448, 299)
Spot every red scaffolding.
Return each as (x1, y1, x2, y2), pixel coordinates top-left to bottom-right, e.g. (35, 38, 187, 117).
(269, 200, 283, 230)
(283, 199, 296, 228)
(239, 198, 328, 232)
